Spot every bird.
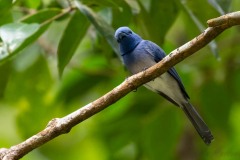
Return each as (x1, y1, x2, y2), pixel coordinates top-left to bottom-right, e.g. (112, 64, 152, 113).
(114, 26, 214, 145)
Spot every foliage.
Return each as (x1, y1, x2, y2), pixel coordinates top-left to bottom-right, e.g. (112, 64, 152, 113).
(0, 0, 240, 159)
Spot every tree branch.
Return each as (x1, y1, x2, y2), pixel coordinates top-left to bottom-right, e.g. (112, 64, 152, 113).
(1, 11, 240, 160)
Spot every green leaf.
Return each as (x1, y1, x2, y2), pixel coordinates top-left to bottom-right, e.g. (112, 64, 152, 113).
(57, 10, 90, 76)
(112, 1, 132, 28)
(75, 1, 121, 58)
(0, 9, 62, 63)
(21, 8, 62, 23)
(0, 23, 40, 52)
(25, 0, 41, 9)
(0, 23, 45, 63)
(0, 0, 13, 25)
(137, 0, 179, 44)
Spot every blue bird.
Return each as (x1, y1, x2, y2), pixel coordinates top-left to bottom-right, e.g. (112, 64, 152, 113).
(115, 26, 214, 145)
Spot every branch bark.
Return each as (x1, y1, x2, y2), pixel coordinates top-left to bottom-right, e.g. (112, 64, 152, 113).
(1, 11, 240, 160)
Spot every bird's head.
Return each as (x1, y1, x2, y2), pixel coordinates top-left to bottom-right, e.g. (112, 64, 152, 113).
(115, 27, 133, 43)
(115, 27, 142, 55)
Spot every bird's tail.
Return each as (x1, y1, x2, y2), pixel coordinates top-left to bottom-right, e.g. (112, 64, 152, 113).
(181, 102, 214, 145)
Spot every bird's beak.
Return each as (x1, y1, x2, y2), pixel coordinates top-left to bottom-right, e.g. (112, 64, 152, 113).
(116, 32, 127, 42)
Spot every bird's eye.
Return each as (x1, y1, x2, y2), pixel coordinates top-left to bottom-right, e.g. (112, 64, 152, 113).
(128, 30, 132, 34)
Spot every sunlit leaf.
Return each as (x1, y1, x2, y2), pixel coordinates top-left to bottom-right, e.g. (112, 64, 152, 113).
(75, 1, 121, 58)
(0, 23, 40, 52)
(0, 9, 62, 63)
(57, 10, 90, 76)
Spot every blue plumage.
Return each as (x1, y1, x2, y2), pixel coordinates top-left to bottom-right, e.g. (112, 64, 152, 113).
(115, 26, 213, 144)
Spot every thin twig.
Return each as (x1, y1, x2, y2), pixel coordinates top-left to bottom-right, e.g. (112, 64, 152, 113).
(40, 7, 75, 27)
(0, 11, 240, 160)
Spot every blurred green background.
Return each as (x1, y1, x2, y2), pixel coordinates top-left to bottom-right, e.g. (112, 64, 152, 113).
(0, 0, 240, 159)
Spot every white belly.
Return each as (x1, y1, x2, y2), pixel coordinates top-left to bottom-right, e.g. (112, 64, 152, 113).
(144, 73, 185, 105)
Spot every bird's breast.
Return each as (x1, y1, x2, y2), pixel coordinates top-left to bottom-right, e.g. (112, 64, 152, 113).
(122, 50, 155, 74)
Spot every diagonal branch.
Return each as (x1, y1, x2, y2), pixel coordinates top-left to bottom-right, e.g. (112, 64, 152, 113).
(1, 11, 240, 160)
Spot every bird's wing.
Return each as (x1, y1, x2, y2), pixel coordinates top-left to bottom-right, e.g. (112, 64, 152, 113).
(143, 40, 190, 99)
